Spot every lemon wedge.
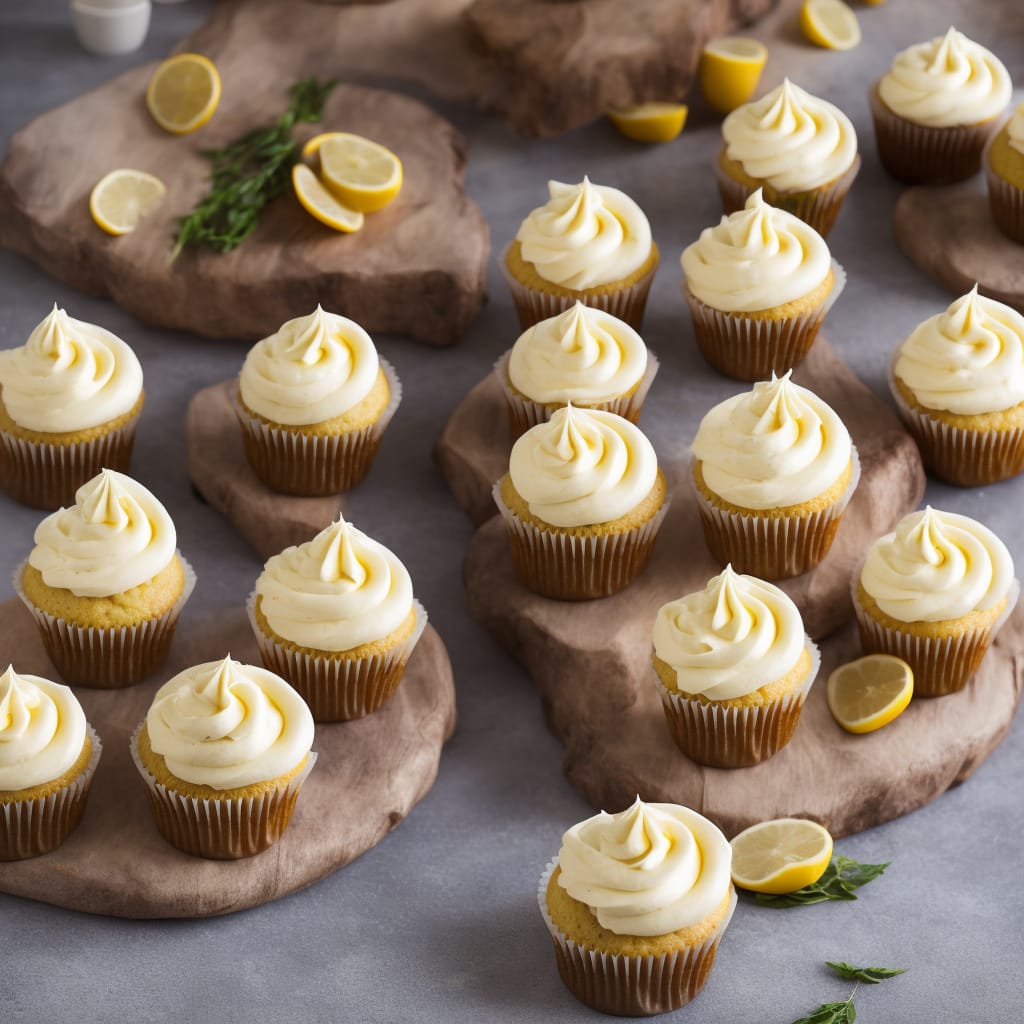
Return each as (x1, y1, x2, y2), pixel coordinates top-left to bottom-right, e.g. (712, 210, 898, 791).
(730, 819, 834, 895)
(89, 169, 167, 236)
(699, 36, 768, 114)
(146, 53, 221, 135)
(292, 164, 364, 233)
(799, 0, 862, 50)
(607, 103, 688, 143)
(826, 655, 914, 734)
(318, 133, 403, 213)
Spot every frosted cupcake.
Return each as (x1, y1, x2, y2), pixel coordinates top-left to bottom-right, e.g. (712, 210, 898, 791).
(0, 305, 144, 509)
(692, 372, 859, 579)
(854, 507, 1018, 697)
(250, 516, 425, 721)
(986, 102, 1024, 244)
(234, 305, 401, 496)
(718, 78, 859, 236)
(539, 798, 735, 1016)
(681, 190, 841, 381)
(504, 177, 659, 331)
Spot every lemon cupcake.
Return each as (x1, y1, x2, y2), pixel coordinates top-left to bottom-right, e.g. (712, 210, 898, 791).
(986, 102, 1024, 244)
(0, 666, 102, 861)
(870, 28, 1011, 185)
(853, 507, 1018, 697)
(539, 797, 736, 1016)
(0, 304, 144, 510)
(15, 469, 195, 688)
(250, 516, 426, 721)
(494, 405, 668, 600)
(717, 78, 860, 236)
(681, 190, 842, 381)
(503, 177, 659, 331)
(234, 305, 401, 496)
(692, 372, 859, 579)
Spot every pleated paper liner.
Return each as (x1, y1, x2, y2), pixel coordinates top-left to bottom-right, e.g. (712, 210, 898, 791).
(986, 163, 1024, 244)
(13, 554, 197, 689)
(0, 725, 102, 862)
(537, 858, 737, 1017)
(232, 357, 402, 497)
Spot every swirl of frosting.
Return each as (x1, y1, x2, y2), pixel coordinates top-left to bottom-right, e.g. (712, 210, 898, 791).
(515, 178, 653, 290)
(28, 469, 177, 598)
(508, 405, 658, 527)
(681, 189, 831, 312)
(860, 506, 1014, 622)
(0, 666, 88, 790)
(878, 28, 1011, 128)
(256, 516, 414, 652)
(692, 372, 853, 509)
(894, 286, 1024, 416)
(238, 305, 380, 426)
(507, 302, 648, 404)
(0, 304, 143, 434)
(146, 656, 314, 789)
(723, 79, 858, 191)
(653, 565, 807, 699)
(555, 797, 732, 937)
(1009, 103, 1024, 157)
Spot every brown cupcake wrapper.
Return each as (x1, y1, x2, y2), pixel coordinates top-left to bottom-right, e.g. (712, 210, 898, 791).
(537, 858, 737, 1017)
(247, 595, 428, 722)
(13, 554, 197, 689)
(0, 724, 102, 862)
(985, 142, 1024, 244)
(232, 357, 402, 497)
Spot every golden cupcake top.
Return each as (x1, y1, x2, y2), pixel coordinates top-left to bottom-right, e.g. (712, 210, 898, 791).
(1009, 102, 1024, 157)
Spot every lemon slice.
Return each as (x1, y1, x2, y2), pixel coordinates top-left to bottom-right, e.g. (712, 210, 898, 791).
(699, 36, 768, 114)
(292, 164, 364, 233)
(826, 655, 914, 734)
(318, 133, 403, 213)
(89, 169, 167, 236)
(730, 819, 834, 895)
(799, 0, 861, 50)
(146, 53, 221, 134)
(607, 103, 688, 144)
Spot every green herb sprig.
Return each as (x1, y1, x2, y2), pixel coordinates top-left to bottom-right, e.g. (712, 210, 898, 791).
(791, 962, 906, 1024)
(826, 962, 907, 985)
(755, 856, 889, 908)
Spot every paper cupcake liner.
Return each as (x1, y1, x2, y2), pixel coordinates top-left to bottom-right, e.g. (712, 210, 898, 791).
(655, 640, 820, 768)
(232, 357, 402, 497)
(537, 858, 736, 1016)
(13, 554, 196, 689)
(248, 595, 428, 721)
(0, 724, 102, 862)
(984, 153, 1024, 245)
(692, 448, 861, 580)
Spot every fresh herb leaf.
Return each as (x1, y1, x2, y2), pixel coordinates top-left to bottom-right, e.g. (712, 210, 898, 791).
(755, 856, 889, 908)
(826, 962, 907, 984)
(791, 998, 856, 1024)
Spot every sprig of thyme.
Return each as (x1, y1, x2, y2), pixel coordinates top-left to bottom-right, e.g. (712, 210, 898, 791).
(755, 856, 889, 908)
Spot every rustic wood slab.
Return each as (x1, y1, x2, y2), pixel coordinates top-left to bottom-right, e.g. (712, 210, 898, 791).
(0, 597, 456, 918)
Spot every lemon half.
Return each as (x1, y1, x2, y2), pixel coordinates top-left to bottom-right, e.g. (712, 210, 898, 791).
(826, 655, 914, 734)
(799, 0, 862, 50)
(699, 36, 768, 114)
(318, 133, 403, 214)
(730, 819, 834, 895)
(607, 103, 688, 143)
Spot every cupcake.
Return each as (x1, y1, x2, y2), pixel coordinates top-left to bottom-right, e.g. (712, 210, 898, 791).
(870, 27, 1011, 185)
(131, 656, 316, 859)
(717, 78, 860, 236)
(853, 506, 1018, 697)
(986, 102, 1024, 244)
(691, 372, 859, 579)
(681, 190, 842, 381)
(539, 797, 736, 1016)
(0, 304, 144, 510)
(890, 286, 1024, 486)
(250, 516, 425, 721)
(503, 177, 659, 331)
(653, 566, 819, 767)
(493, 404, 668, 600)
(0, 666, 102, 861)
(15, 469, 195, 688)
(233, 305, 401, 496)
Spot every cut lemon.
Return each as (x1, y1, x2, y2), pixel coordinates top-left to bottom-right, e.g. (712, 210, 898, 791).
(799, 0, 861, 50)
(699, 36, 768, 114)
(827, 655, 913, 734)
(730, 819, 834, 895)
(318, 133, 403, 213)
(301, 132, 338, 161)
(146, 53, 221, 134)
(607, 103, 688, 143)
(89, 169, 167, 236)
(292, 164, 364, 233)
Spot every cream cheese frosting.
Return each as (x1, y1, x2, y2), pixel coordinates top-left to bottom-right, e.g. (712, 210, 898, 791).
(1009, 103, 1024, 158)
(860, 506, 1014, 623)
(692, 371, 853, 509)
(653, 565, 808, 700)
(515, 177, 653, 290)
(146, 656, 314, 789)
(0, 667, 88, 790)
(238, 305, 380, 427)
(555, 797, 732, 937)
(878, 28, 1011, 128)
(894, 286, 1024, 416)
(508, 405, 659, 527)
(28, 469, 176, 598)
(681, 189, 831, 313)
(0, 304, 143, 434)
(722, 79, 858, 192)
